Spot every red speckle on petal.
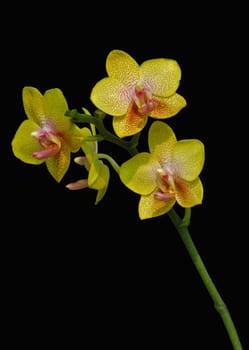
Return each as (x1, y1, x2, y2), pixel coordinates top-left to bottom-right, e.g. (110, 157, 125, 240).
(154, 191, 175, 201)
(174, 176, 188, 194)
(127, 103, 145, 126)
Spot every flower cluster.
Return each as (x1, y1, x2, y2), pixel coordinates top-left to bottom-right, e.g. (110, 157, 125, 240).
(12, 51, 246, 350)
(11, 49, 205, 220)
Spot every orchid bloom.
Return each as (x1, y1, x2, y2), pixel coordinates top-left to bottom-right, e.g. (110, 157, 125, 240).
(11, 86, 84, 182)
(66, 124, 110, 204)
(119, 121, 205, 220)
(90, 49, 187, 138)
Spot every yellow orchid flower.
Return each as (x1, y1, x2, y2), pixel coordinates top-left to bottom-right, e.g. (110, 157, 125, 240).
(90, 49, 187, 138)
(11, 86, 84, 182)
(66, 124, 110, 205)
(120, 121, 205, 220)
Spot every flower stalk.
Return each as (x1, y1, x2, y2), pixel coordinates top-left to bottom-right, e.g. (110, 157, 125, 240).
(168, 208, 243, 350)
(65, 109, 140, 156)
(97, 153, 120, 174)
(11, 49, 244, 349)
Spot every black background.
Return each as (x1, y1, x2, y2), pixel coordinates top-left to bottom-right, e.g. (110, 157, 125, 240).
(3, 3, 247, 349)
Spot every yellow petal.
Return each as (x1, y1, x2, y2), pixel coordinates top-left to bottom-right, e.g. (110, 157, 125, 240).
(94, 165, 110, 204)
(172, 139, 205, 181)
(11, 120, 44, 165)
(140, 58, 182, 97)
(46, 143, 71, 182)
(88, 157, 101, 186)
(175, 178, 204, 207)
(88, 160, 110, 204)
(138, 191, 176, 220)
(119, 153, 159, 195)
(148, 121, 177, 162)
(89, 162, 107, 189)
(112, 114, 148, 138)
(68, 124, 86, 153)
(22, 86, 45, 125)
(90, 77, 130, 116)
(106, 49, 139, 85)
(43, 88, 70, 131)
(150, 94, 187, 119)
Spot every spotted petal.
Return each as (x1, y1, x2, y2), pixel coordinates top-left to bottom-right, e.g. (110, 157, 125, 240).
(119, 153, 159, 195)
(138, 191, 176, 220)
(43, 88, 70, 131)
(106, 49, 139, 85)
(46, 142, 71, 182)
(175, 177, 204, 207)
(172, 139, 205, 181)
(112, 113, 148, 138)
(11, 120, 43, 164)
(148, 121, 177, 163)
(23, 86, 46, 125)
(90, 78, 130, 116)
(150, 94, 187, 119)
(140, 58, 182, 97)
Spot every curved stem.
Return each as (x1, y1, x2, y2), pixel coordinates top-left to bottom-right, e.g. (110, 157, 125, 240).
(65, 109, 139, 156)
(167, 208, 243, 350)
(97, 153, 120, 174)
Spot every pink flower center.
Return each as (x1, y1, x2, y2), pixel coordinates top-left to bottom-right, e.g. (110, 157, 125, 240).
(154, 168, 176, 201)
(133, 81, 158, 116)
(31, 124, 61, 159)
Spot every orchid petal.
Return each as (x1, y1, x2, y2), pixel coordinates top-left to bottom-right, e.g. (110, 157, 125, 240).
(46, 143, 71, 182)
(172, 139, 205, 181)
(22, 86, 45, 125)
(112, 113, 148, 138)
(120, 153, 159, 195)
(69, 124, 87, 153)
(140, 58, 182, 97)
(43, 88, 69, 129)
(90, 78, 130, 116)
(91, 163, 110, 204)
(150, 94, 187, 119)
(148, 121, 177, 162)
(138, 191, 176, 220)
(106, 49, 139, 85)
(88, 156, 101, 186)
(175, 177, 204, 207)
(11, 120, 44, 164)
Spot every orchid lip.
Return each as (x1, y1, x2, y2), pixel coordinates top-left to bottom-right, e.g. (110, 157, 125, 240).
(31, 125, 61, 159)
(32, 144, 60, 159)
(66, 179, 88, 190)
(154, 191, 175, 201)
(133, 82, 157, 116)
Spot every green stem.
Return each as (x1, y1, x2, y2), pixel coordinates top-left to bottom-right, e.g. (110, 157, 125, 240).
(167, 208, 243, 350)
(65, 109, 139, 156)
(97, 153, 120, 174)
